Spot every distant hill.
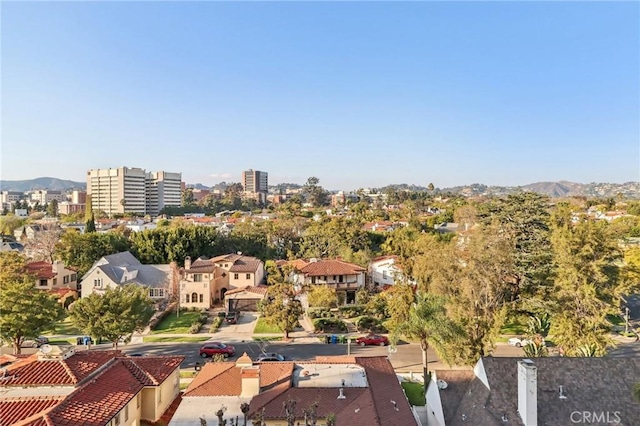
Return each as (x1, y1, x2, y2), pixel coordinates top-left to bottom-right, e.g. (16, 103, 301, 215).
(2, 176, 639, 199)
(0, 177, 85, 192)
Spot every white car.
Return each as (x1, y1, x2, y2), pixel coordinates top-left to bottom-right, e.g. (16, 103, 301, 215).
(508, 337, 533, 348)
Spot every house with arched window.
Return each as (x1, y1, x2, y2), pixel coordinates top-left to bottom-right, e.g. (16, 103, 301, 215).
(178, 253, 265, 310)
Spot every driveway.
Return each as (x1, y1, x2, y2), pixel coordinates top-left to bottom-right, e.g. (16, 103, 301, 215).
(209, 312, 259, 342)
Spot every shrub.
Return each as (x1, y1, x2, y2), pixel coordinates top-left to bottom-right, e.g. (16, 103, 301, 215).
(198, 313, 209, 325)
(149, 303, 176, 331)
(307, 286, 339, 309)
(356, 315, 387, 333)
(307, 307, 333, 319)
(338, 305, 366, 318)
(189, 323, 201, 334)
(313, 318, 347, 333)
(209, 316, 223, 332)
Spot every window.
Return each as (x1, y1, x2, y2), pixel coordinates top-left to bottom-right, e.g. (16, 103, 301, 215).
(94, 279, 102, 288)
(185, 294, 190, 303)
(246, 273, 251, 280)
(191, 292, 198, 303)
(137, 393, 141, 408)
(53, 278, 57, 286)
(311, 276, 316, 284)
(39, 279, 48, 287)
(333, 275, 337, 281)
(382, 271, 388, 280)
(124, 405, 129, 421)
(149, 288, 165, 298)
(71, 273, 77, 282)
(234, 273, 239, 280)
(194, 274, 203, 282)
(339, 275, 344, 283)
(323, 276, 327, 281)
(63, 275, 69, 284)
(158, 388, 162, 403)
(114, 412, 121, 426)
(199, 294, 204, 303)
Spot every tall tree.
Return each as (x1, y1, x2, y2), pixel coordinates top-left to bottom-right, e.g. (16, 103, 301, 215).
(390, 292, 463, 391)
(260, 282, 304, 339)
(302, 177, 328, 207)
(46, 199, 59, 217)
(69, 284, 154, 349)
(56, 230, 131, 277)
(85, 211, 97, 233)
(0, 252, 64, 354)
(549, 219, 627, 356)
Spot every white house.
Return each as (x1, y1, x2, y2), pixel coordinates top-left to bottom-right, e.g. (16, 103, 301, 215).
(81, 251, 173, 301)
(368, 255, 414, 288)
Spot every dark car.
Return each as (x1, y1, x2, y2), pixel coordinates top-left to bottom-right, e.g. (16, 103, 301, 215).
(225, 311, 238, 324)
(355, 334, 389, 347)
(199, 342, 235, 358)
(256, 353, 286, 362)
(23, 336, 49, 348)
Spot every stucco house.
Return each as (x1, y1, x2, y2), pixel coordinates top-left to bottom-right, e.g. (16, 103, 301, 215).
(367, 255, 415, 288)
(81, 251, 173, 302)
(0, 347, 184, 426)
(26, 260, 78, 291)
(285, 258, 366, 304)
(179, 253, 265, 310)
(170, 354, 417, 426)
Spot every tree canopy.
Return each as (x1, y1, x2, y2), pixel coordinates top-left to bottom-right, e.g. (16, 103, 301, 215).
(69, 284, 154, 349)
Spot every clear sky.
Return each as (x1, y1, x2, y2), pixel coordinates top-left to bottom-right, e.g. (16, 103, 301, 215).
(1, 1, 639, 191)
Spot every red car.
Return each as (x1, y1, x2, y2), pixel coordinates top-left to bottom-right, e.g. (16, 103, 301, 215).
(199, 342, 235, 358)
(355, 334, 389, 346)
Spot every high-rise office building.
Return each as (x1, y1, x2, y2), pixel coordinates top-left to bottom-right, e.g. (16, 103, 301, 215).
(87, 167, 182, 216)
(242, 169, 268, 193)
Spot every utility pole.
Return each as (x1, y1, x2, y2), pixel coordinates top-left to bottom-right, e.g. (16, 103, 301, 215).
(625, 307, 630, 334)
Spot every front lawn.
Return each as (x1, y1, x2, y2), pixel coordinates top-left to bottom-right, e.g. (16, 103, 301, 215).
(253, 318, 283, 334)
(45, 317, 82, 336)
(150, 311, 202, 334)
(500, 315, 528, 335)
(401, 381, 425, 406)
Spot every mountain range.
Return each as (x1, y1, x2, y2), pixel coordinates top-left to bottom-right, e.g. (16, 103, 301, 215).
(1, 177, 639, 199)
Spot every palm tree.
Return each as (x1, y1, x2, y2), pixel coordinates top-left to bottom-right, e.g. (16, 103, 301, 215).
(391, 292, 463, 393)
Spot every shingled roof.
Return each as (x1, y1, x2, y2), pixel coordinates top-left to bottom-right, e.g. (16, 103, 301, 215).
(438, 357, 640, 426)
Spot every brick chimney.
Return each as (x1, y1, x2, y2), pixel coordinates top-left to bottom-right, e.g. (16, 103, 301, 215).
(517, 359, 537, 426)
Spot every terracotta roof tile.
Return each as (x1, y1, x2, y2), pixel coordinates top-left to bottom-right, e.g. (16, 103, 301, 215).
(0, 396, 63, 426)
(299, 259, 366, 277)
(224, 286, 269, 297)
(25, 261, 56, 280)
(123, 356, 184, 385)
(184, 362, 294, 397)
(356, 357, 417, 426)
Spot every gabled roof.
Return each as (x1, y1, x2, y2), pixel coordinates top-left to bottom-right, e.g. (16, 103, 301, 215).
(3, 350, 121, 386)
(1, 354, 184, 426)
(229, 258, 262, 273)
(440, 357, 640, 426)
(298, 259, 366, 277)
(184, 361, 294, 397)
(101, 251, 141, 266)
(186, 254, 263, 274)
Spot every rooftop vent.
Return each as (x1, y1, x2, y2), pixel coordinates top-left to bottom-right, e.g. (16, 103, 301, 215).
(337, 388, 346, 399)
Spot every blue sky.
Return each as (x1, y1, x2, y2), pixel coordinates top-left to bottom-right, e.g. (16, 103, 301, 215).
(2, 1, 639, 191)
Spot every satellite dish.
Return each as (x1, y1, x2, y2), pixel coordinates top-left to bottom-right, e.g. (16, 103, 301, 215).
(40, 344, 52, 354)
(437, 379, 449, 390)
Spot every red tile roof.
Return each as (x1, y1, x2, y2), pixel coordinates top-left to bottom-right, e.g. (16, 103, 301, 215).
(224, 285, 269, 297)
(4, 350, 121, 387)
(184, 362, 294, 397)
(25, 261, 55, 280)
(229, 259, 262, 273)
(298, 259, 366, 277)
(0, 396, 64, 426)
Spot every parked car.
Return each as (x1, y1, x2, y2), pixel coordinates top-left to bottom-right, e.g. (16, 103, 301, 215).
(508, 337, 533, 347)
(23, 336, 49, 348)
(199, 342, 235, 358)
(256, 353, 286, 362)
(355, 334, 389, 346)
(225, 311, 239, 324)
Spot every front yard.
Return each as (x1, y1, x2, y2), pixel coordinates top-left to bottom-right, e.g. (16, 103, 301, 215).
(253, 317, 283, 334)
(150, 311, 204, 334)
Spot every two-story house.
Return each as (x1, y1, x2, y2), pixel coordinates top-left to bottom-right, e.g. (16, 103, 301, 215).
(179, 253, 265, 310)
(26, 260, 79, 306)
(288, 258, 366, 304)
(367, 255, 415, 289)
(0, 347, 184, 426)
(81, 251, 173, 303)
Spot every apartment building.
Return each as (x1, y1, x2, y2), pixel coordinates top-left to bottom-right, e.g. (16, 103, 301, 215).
(242, 169, 268, 205)
(30, 190, 65, 205)
(87, 167, 182, 216)
(0, 191, 23, 210)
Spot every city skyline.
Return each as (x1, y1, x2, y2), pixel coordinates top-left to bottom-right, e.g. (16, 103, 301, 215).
(2, 2, 639, 191)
